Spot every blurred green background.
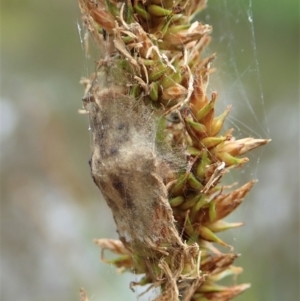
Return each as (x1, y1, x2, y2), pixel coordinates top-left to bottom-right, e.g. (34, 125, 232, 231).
(1, 1, 299, 300)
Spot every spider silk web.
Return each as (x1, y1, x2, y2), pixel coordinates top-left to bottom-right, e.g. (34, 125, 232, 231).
(77, 0, 269, 300)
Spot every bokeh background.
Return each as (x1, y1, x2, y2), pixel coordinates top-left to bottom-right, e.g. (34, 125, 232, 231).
(1, 0, 299, 300)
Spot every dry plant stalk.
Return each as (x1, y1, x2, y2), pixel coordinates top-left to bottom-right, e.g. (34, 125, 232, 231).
(78, 1, 270, 300)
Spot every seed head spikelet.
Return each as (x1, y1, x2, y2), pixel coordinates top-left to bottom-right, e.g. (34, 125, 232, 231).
(79, 1, 270, 300)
